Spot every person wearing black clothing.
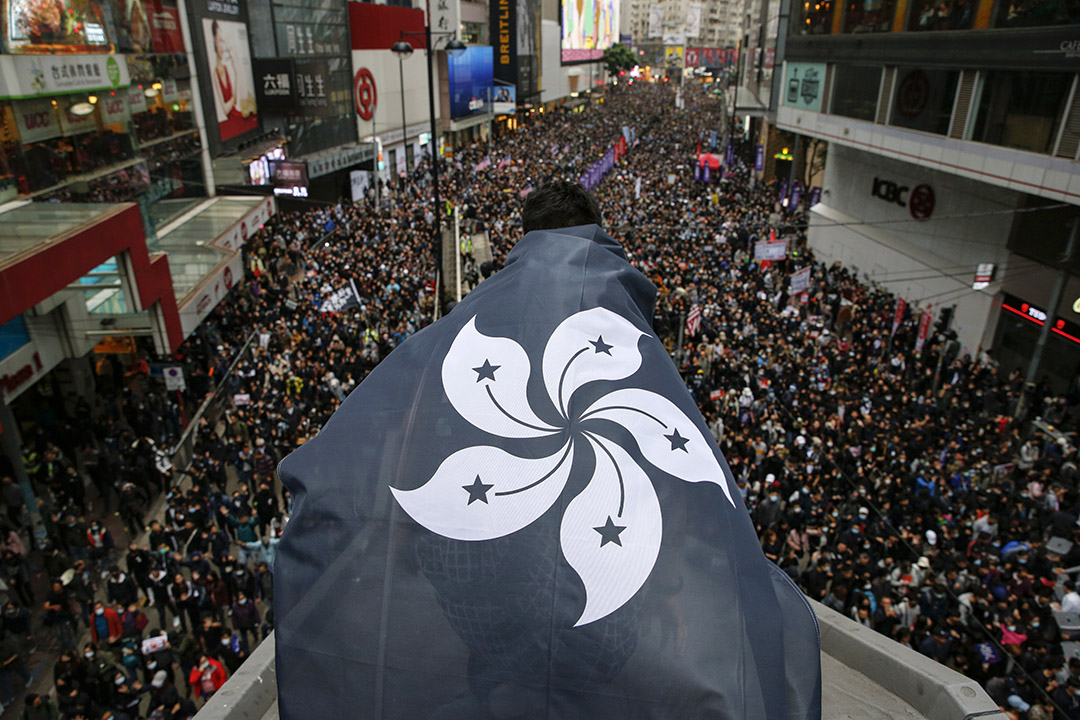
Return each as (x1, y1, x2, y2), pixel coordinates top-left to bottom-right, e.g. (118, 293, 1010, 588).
(106, 567, 139, 608)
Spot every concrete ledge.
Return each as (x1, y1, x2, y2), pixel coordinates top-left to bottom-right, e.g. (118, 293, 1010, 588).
(810, 600, 1007, 720)
(195, 631, 277, 720)
(196, 609, 1009, 720)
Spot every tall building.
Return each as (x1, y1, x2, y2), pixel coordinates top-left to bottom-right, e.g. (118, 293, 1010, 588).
(777, 9, 1080, 386)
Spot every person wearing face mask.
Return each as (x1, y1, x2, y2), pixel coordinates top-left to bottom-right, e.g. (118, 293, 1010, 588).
(89, 601, 123, 646)
(188, 653, 227, 701)
(215, 628, 246, 673)
(229, 592, 260, 652)
(82, 641, 119, 706)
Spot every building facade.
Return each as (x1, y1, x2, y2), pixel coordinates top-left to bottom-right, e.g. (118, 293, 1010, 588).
(777, 10, 1080, 385)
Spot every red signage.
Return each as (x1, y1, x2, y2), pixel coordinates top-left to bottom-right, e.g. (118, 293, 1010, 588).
(915, 304, 933, 353)
(891, 297, 906, 338)
(355, 68, 377, 121)
(145, 0, 184, 53)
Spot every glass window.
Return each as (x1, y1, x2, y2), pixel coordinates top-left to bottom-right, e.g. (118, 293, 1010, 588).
(992, 0, 1080, 27)
(461, 21, 487, 44)
(792, 0, 837, 33)
(842, 0, 896, 32)
(972, 71, 1071, 154)
(907, 0, 976, 29)
(831, 65, 881, 121)
(889, 68, 960, 135)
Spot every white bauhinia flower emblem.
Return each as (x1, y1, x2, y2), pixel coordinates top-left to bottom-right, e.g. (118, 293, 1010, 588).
(391, 308, 735, 626)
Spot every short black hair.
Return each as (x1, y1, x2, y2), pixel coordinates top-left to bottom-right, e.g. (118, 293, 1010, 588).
(521, 181, 602, 234)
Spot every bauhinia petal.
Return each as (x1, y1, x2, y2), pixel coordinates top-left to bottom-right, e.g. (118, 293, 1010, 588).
(540, 307, 647, 419)
(561, 434, 662, 627)
(391, 440, 574, 542)
(580, 388, 736, 507)
(443, 317, 560, 439)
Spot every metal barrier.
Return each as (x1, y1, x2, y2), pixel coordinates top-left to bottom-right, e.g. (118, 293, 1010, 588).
(170, 330, 258, 472)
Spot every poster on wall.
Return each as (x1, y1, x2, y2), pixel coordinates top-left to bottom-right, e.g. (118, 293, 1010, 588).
(5, 0, 111, 51)
(201, 17, 258, 142)
(145, 0, 182, 51)
(560, 0, 619, 62)
(447, 45, 493, 119)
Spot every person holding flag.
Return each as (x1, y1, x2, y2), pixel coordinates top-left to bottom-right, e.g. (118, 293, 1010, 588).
(274, 181, 821, 719)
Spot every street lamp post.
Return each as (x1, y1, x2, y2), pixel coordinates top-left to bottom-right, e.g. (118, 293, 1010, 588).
(393, 11, 466, 318)
(391, 40, 413, 176)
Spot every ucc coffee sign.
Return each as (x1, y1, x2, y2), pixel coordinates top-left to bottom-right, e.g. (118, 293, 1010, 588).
(13, 98, 59, 143)
(871, 176, 935, 220)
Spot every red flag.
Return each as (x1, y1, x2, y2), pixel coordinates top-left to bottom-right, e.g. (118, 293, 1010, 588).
(915, 304, 933, 353)
(891, 298, 906, 338)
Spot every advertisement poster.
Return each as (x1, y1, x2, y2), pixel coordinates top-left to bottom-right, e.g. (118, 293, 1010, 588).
(447, 45, 493, 119)
(202, 17, 258, 142)
(6, 0, 110, 51)
(560, 0, 619, 62)
(145, 0, 182, 51)
(491, 84, 515, 114)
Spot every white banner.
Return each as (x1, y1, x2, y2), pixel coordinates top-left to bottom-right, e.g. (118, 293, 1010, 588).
(58, 101, 96, 136)
(161, 79, 180, 103)
(430, 0, 461, 39)
(685, 3, 702, 38)
(179, 253, 244, 338)
(754, 240, 788, 261)
(99, 94, 130, 126)
(648, 4, 664, 38)
(789, 267, 811, 294)
(350, 169, 371, 203)
(127, 86, 148, 115)
(0, 55, 131, 99)
(12, 98, 60, 143)
(214, 197, 277, 252)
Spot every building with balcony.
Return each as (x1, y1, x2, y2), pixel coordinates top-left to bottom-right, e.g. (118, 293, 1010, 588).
(777, 10, 1080, 386)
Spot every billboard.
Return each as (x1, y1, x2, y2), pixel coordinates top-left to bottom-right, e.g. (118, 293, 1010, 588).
(270, 159, 309, 197)
(447, 45, 493, 119)
(492, 84, 515, 114)
(492, 0, 539, 96)
(782, 62, 826, 113)
(202, 18, 258, 142)
(560, 0, 619, 62)
(187, 0, 260, 154)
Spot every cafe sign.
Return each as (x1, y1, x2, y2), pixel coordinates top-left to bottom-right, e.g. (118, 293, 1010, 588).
(0, 55, 131, 99)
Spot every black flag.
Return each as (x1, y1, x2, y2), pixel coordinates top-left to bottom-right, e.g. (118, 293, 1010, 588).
(319, 279, 361, 313)
(275, 225, 821, 719)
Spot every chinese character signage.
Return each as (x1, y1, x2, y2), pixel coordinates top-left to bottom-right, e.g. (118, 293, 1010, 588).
(431, 0, 460, 41)
(295, 59, 331, 116)
(0, 55, 130, 98)
(782, 62, 826, 113)
(253, 58, 296, 111)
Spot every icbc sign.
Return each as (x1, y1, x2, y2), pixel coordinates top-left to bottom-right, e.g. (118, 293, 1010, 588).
(354, 68, 377, 121)
(871, 177, 934, 220)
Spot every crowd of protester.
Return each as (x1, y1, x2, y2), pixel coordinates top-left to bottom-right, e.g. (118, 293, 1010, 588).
(0, 80, 1077, 720)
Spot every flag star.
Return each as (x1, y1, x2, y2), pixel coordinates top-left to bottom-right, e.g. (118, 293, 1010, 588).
(664, 428, 690, 452)
(472, 359, 500, 383)
(462, 475, 494, 505)
(589, 335, 614, 355)
(594, 516, 626, 547)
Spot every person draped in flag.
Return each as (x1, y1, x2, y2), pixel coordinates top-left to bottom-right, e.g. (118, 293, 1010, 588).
(275, 181, 821, 719)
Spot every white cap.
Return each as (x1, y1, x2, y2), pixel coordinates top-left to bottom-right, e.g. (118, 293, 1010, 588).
(926, 530, 938, 546)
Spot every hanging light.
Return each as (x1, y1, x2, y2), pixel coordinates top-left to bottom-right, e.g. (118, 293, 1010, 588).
(446, 38, 467, 58)
(88, 95, 97, 104)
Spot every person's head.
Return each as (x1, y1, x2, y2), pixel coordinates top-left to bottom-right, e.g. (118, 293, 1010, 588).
(521, 181, 602, 234)
(212, 19, 223, 58)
